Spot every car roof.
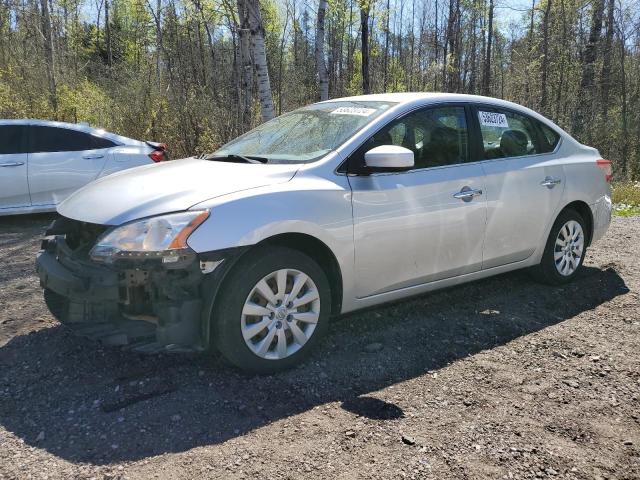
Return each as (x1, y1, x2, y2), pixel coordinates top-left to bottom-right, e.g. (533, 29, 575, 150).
(322, 92, 572, 140)
(0, 119, 143, 146)
(323, 92, 533, 111)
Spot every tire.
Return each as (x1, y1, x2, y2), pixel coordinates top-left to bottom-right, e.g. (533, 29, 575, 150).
(530, 208, 587, 285)
(212, 246, 331, 374)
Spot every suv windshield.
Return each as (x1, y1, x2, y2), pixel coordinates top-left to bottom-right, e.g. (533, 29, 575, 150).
(213, 101, 396, 164)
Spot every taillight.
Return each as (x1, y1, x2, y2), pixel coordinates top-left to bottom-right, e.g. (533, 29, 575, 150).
(596, 159, 613, 183)
(148, 143, 168, 163)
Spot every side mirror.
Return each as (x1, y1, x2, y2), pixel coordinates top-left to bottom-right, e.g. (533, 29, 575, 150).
(364, 145, 414, 169)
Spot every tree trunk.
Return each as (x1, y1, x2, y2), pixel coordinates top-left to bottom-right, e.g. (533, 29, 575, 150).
(315, 0, 329, 101)
(619, 23, 628, 177)
(40, 0, 57, 114)
(383, 0, 390, 91)
(540, 0, 551, 114)
(524, 0, 534, 105)
(573, 0, 605, 137)
(193, 0, 219, 99)
(599, 0, 614, 118)
(105, 0, 113, 66)
(469, 0, 478, 93)
(449, 0, 461, 92)
(236, 0, 254, 127)
(360, 1, 370, 94)
(481, 0, 493, 96)
(277, 5, 289, 114)
(433, 0, 438, 90)
(154, 0, 163, 84)
(246, 0, 274, 122)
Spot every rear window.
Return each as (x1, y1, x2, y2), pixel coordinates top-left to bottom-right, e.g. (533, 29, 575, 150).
(30, 126, 117, 153)
(0, 125, 28, 154)
(538, 123, 561, 153)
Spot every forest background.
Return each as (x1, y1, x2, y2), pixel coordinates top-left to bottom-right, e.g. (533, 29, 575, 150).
(0, 0, 638, 180)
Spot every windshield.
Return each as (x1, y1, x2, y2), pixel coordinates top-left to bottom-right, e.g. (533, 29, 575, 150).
(213, 101, 396, 164)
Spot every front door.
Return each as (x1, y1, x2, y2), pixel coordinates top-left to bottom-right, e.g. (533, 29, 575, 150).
(0, 124, 30, 210)
(348, 105, 487, 298)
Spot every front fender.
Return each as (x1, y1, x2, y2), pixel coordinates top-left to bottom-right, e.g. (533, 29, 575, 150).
(186, 175, 356, 312)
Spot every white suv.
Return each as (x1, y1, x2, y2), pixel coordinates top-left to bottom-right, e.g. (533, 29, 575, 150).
(0, 119, 167, 215)
(36, 93, 612, 373)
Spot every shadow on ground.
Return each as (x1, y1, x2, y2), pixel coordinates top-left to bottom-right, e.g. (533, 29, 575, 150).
(0, 260, 629, 465)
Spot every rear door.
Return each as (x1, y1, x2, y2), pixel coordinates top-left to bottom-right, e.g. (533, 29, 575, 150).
(471, 105, 565, 269)
(27, 125, 113, 206)
(0, 124, 30, 209)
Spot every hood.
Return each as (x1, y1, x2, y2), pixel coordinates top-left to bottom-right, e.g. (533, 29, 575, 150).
(57, 157, 299, 225)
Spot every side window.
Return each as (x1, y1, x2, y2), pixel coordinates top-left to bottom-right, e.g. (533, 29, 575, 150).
(537, 122, 560, 153)
(0, 125, 28, 154)
(30, 126, 114, 153)
(477, 109, 543, 159)
(351, 106, 468, 170)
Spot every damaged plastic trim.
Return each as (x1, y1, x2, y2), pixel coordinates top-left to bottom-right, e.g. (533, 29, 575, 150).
(36, 219, 250, 353)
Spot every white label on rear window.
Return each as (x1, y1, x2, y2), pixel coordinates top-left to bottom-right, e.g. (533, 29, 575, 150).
(330, 107, 377, 117)
(478, 111, 509, 128)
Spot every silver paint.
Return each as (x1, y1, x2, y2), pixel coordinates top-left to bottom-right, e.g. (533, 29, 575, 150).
(54, 93, 613, 315)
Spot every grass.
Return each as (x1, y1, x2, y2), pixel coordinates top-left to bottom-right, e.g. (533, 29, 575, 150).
(612, 182, 640, 217)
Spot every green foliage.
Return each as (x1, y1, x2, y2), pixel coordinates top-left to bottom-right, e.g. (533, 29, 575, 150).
(612, 182, 640, 205)
(57, 81, 114, 128)
(612, 182, 640, 216)
(613, 205, 640, 217)
(0, 0, 638, 171)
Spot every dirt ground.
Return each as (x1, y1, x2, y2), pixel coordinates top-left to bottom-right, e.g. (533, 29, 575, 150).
(0, 214, 638, 480)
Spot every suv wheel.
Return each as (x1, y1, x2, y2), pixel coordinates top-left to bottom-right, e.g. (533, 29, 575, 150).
(531, 208, 587, 285)
(213, 246, 331, 373)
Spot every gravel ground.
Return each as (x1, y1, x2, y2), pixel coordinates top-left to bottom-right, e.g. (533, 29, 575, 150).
(0, 214, 638, 480)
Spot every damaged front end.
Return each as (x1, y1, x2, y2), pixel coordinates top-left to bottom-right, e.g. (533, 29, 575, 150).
(36, 215, 235, 353)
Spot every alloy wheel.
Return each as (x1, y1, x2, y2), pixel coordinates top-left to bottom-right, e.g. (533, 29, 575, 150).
(554, 220, 584, 276)
(241, 269, 320, 360)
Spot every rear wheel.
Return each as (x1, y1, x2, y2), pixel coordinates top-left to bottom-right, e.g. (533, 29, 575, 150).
(212, 246, 331, 373)
(531, 208, 587, 285)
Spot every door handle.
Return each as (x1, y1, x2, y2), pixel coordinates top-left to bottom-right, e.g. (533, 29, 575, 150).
(0, 162, 25, 167)
(540, 176, 562, 188)
(82, 154, 104, 160)
(453, 187, 483, 202)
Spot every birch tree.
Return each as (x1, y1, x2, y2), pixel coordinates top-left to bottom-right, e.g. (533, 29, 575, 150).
(40, 0, 57, 114)
(236, 0, 254, 127)
(315, 0, 329, 100)
(246, 0, 274, 121)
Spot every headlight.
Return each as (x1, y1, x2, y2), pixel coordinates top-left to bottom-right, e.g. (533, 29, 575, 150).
(90, 210, 209, 264)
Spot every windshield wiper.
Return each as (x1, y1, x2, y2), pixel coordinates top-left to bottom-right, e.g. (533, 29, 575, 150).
(201, 153, 268, 164)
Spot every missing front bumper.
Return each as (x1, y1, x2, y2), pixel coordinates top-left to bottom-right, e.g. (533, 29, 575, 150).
(36, 236, 207, 353)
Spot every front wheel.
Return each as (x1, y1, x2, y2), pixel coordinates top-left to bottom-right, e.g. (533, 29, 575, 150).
(212, 246, 331, 373)
(531, 208, 587, 285)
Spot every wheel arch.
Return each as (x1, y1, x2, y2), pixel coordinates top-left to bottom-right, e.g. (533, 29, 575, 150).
(560, 200, 594, 246)
(252, 233, 344, 316)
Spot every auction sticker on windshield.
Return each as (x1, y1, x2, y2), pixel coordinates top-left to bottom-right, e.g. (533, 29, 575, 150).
(330, 107, 377, 117)
(479, 111, 509, 128)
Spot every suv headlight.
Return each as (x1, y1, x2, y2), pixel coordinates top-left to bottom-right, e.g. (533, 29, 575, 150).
(90, 210, 209, 264)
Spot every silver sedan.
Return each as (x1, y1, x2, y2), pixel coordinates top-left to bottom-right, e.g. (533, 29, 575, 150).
(36, 93, 612, 373)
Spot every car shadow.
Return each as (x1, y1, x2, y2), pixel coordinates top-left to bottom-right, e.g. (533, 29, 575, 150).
(0, 264, 629, 464)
